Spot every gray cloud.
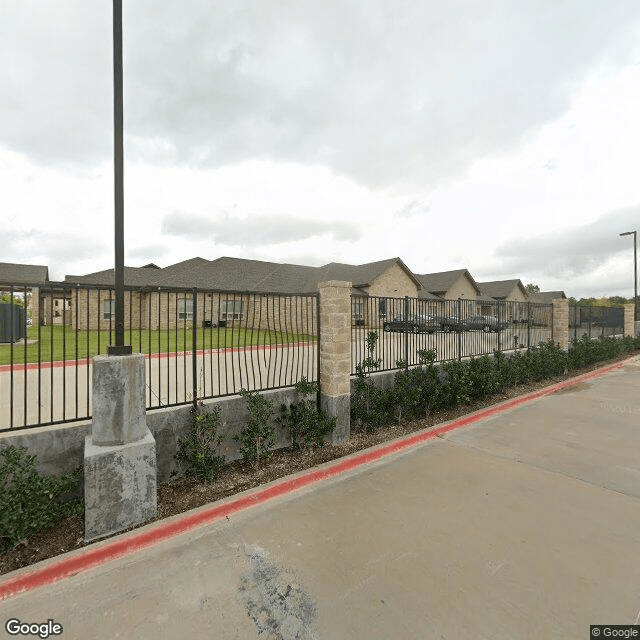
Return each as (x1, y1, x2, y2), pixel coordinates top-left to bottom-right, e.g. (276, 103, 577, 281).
(486, 204, 640, 296)
(3, 1, 639, 187)
(4, 229, 106, 264)
(161, 211, 360, 245)
(395, 199, 431, 219)
(3, 229, 108, 281)
(127, 243, 171, 263)
(492, 205, 640, 277)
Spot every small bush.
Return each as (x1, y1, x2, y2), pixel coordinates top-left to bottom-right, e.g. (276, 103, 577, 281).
(0, 446, 82, 553)
(175, 403, 226, 482)
(235, 389, 276, 467)
(277, 378, 337, 449)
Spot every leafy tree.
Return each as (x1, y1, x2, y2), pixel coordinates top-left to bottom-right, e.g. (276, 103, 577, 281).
(525, 283, 540, 294)
(0, 293, 25, 307)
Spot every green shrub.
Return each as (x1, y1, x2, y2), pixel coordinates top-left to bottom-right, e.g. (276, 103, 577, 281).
(440, 360, 472, 407)
(350, 333, 640, 435)
(235, 389, 276, 467)
(351, 331, 396, 431)
(277, 378, 337, 449)
(175, 403, 226, 482)
(0, 446, 82, 553)
(468, 355, 503, 400)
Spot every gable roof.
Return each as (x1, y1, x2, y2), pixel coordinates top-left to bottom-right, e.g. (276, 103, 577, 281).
(415, 269, 481, 296)
(0, 262, 49, 285)
(477, 279, 527, 300)
(315, 257, 422, 290)
(65, 266, 166, 288)
(66, 256, 421, 295)
(531, 290, 567, 303)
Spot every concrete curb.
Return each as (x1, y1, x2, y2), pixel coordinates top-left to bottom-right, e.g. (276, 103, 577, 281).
(0, 355, 634, 602)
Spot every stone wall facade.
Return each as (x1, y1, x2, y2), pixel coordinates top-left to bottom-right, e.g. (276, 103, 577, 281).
(553, 298, 569, 350)
(319, 281, 351, 443)
(624, 303, 635, 338)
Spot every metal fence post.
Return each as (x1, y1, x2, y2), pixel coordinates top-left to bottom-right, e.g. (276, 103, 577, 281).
(192, 288, 198, 407)
(457, 298, 462, 361)
(527, 301, 531, 349)
(316, 293, 321, 411)
(404, 295, 409, 370)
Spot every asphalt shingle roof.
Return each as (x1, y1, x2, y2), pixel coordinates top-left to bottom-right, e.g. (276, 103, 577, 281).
(477, 279, 527, 299)
(0, 262, 49, 285)
(65, 256, 420, 295)
(530, 290, 567, 303)
(415, 269, 480, 296)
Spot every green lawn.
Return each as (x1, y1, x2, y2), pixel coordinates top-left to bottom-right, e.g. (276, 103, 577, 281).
(0, 325, 316, 365)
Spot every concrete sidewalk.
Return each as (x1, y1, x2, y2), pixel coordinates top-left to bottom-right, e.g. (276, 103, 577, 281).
(2, 357, 640, 639)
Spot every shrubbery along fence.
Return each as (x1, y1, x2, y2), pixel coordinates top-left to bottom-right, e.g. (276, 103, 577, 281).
(0, 282, 633, 432)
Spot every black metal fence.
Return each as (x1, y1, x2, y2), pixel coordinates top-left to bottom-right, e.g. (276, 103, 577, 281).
(351, 295, 553, 373)
(0, 282, 318, 431)
(569, 304, 625, 341)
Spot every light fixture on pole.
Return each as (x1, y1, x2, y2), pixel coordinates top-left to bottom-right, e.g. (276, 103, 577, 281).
(619, 230, 638, 322)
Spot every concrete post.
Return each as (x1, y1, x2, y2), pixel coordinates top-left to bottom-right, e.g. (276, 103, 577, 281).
(623, 304, 635, 338)
(318, 281, 351, 444)
(552, 299, 569, 351)
(84, 353, 157, 542)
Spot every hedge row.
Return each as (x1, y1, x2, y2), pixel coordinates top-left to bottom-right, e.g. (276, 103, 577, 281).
(352, 335, 640, 431)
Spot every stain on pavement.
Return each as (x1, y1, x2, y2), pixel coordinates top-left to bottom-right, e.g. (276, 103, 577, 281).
(239, 547, 317, 639)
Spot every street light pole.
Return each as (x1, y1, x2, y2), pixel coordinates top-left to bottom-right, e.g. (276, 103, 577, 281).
(109, 0, 131, 356)
(620, 230, 638, 322)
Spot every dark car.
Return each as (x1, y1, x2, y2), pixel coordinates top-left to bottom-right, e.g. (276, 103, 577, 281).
(464, 314, 507, 332)
(433, 314, 467, 333)
(383, 314, 439, 334)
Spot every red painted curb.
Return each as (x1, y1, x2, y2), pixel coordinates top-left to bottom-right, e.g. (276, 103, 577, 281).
(0, 355, 632, 601)
(0, 341, 315, 373)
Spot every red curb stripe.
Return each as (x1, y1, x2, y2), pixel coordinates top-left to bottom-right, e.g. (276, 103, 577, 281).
(0, 341, 315, 373)
(0, 355, 632, 601)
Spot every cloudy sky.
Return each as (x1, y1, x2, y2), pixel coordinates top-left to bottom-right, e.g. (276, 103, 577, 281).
(2, 1, 640, 299)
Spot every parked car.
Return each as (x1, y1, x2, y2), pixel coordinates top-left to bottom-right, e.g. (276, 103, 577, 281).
(464, 314, 507, 333)
(433, 314, 467, 333)
(383, 314, 440, 334)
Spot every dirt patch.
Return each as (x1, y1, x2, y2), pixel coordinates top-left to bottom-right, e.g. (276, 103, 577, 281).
(0, 355, 633, 576)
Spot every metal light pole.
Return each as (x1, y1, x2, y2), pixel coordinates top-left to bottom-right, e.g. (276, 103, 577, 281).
(108, 0, 132, 355)
(620, 230, 638, 322)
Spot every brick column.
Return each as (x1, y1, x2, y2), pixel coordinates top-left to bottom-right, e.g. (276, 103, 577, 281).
(624, 303, 635, 337)
(552, 299, 569, 351)
(318, 280, 351, 444)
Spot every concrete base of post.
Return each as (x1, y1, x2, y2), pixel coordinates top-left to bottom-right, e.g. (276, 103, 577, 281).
(322, 394, 350, 444)
(84, 429, 157, 542)
(84, 352, 157, 542)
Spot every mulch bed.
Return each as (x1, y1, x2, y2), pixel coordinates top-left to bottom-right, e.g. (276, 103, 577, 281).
(0, 355, 633, 576)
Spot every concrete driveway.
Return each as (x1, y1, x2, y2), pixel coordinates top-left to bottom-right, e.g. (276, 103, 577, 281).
(2, 357, 640, 639)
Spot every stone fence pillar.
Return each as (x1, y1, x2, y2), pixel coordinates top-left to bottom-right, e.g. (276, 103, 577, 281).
(84, 354, 157, 541)
(553, 299, 569, 351)
(624, 303, 635, 338)
(318, 281, 351, 444)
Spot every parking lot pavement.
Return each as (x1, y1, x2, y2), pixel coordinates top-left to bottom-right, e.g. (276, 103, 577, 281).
(2, 356, 640, 639)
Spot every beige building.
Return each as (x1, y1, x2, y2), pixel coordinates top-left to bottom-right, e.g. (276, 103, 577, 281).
(65, 256, 422, 331)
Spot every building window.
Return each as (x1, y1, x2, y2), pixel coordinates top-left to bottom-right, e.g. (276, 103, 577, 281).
(178, 298, 193, 320)
(221, 300, 244, 320)
(378, 298, 387, 317)
(352, 301, 364, 320)
(102, 299, 115, 320)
